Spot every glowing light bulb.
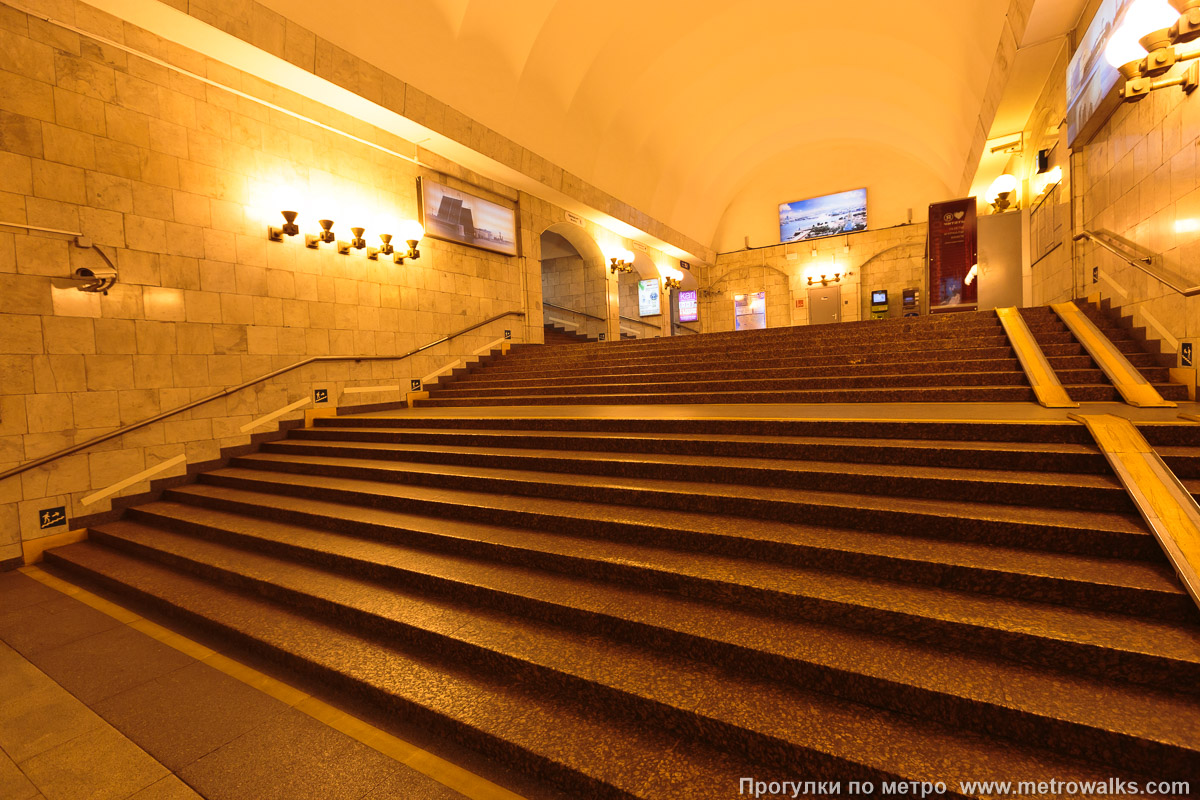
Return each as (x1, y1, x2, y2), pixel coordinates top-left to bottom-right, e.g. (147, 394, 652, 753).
(396, 219, 424, 244)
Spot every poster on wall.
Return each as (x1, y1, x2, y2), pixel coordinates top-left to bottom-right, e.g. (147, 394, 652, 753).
(419, 177, 518, 256)
(678, 289, 698, 323)
(734, 291, 767, 330)
(1066, 0, 1134, 146)
(779, 188, 867, 242)
(928, 199, 977, 312)
(638, 279, 661, 316)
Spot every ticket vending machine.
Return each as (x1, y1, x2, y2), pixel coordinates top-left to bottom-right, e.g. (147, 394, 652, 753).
(902, 288, 920, 317)
(870, 289, 889, 320)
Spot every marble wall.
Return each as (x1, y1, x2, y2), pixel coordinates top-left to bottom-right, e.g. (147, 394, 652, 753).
(700, 223, 928, 332)
(0, 0, 680, 561)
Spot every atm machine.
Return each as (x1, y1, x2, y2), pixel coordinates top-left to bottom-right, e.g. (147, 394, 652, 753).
(902, 288, 920, 317)
(870, 289, 889, 320)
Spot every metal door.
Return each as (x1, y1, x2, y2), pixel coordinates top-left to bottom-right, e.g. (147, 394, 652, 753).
(807, 286, 841, 325)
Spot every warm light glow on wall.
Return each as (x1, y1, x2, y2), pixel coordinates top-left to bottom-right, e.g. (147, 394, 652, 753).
(1175, 218, 1200, 233)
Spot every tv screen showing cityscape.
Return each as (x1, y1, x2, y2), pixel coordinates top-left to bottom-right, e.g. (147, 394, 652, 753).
(779, 188, 867, 243)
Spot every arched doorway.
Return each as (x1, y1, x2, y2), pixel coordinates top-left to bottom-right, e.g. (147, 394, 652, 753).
(539, 223, 610, 341)
(617, 253, 663, 339)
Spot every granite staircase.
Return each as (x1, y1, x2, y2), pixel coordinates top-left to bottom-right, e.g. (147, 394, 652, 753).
(419, 304, 1186, 407)
(45, 415, 1200, 798)
(542, 322, 594, 346)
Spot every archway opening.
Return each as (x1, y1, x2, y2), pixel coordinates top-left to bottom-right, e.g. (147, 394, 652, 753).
(617, 253, 662, 339)
(539, 225, 608, 341)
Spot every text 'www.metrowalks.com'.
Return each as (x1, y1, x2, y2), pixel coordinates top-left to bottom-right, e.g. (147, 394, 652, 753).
(739, 777, 1193, 798)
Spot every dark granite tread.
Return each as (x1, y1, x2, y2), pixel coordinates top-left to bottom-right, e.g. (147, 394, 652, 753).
(296, 426, 1108, 469)
(166, 474, 1196, 672)
(192, 466, 1155, 562)
(415, 386, 1040, 407)
(59, 528, 1200, 780)
(256, 439, 1131, 511)
(226, 452, 1145, 529)
(50, 543, 1163, 798)
(128, 493, 1186, 619)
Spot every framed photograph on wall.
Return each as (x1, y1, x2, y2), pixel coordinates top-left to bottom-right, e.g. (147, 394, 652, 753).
(419, 177, 518, 256)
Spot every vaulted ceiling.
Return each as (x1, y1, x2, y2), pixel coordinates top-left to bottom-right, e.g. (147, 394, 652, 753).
(260, 0, 1014, 250)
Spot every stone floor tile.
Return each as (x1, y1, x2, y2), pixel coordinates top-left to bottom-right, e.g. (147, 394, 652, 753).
(0, 594, 121, 656)
(18, 724, 168, 800)
(0, 747, 39, 800)
(31, 625, 194, 704)
(179, 706, 400, 800)
(93, 660, 292, 770)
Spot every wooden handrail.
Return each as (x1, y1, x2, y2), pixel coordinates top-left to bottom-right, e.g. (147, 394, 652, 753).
(1074, 230, 1200, 296)
(0, 310, 524, 483)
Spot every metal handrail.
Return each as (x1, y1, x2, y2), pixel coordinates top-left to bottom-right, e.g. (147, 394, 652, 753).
(1074, 230, 1200, 296)
(673, 323, 701, 334)
(542, 302, 607, 322)
(619, 314, 659, 326)
(0, 310, 525, 483)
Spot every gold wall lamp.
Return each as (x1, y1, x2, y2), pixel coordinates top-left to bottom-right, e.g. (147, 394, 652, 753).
(267, 210, 300, 241)
(305, 219, 336, 248)
(807, 273, 842, 286)
(1109, 0, 1200, 102)
(663, 275, 682, 290)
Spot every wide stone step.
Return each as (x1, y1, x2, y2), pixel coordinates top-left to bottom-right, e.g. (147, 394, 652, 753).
(256, 440, 1134, 512)
(416, 385, 1040, 406)
(78, 518, 1200, 778)
(130, 489, 1190, 623)
(190, 466, 1158, 565)
(292, 425, 1114, 473)
(51, 542, 1166, 798)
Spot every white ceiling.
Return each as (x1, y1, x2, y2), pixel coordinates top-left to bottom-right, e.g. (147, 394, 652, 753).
(259, 0, 1016, 250)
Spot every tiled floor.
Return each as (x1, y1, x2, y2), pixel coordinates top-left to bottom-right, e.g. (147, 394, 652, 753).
(0, 568, 520, 800)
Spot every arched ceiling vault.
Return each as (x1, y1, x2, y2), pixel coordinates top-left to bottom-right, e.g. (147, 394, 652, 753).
(260, 0, 1012, 250)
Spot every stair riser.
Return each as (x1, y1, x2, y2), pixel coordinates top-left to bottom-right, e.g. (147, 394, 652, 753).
(91, 522, 1196, 776)
(416, 387, 1040, 406)
(69, 533, 930, 787)
(42, 552, 654, 800)
(450, 360, 1033, 387)
(253, 446, 1134, 513)
(432, 373, 1035, 397)
(233, 456, 1138, 518)
(288, 430, 1112, 474)
(314, 417, 1098, 444)
(191, 473, 1163, 568)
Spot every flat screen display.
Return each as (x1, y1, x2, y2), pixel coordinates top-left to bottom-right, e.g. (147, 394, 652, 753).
(638, 279, 660, 317)
(677, 290, 698, 323)
(871, 290, 888, 304)
(780, 188, 866, 243)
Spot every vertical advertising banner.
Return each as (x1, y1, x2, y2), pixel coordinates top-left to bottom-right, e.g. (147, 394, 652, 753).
(677, 290, 698, 323)
(637, 279, 661, 316)
(928, 199, 977, 312)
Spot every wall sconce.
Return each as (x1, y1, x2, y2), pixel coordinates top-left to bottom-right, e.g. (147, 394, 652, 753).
(338, 226, 369, 255)
(393, 220, 424, 264)
(608, 248, 635, 274)
(305, 219, 336, 248)
(367, 234, 394, 260)
(267, 211, 300, 241)
(1107, 0, 1200, 102)
(987, 174, 1019, 211)
(663, 276, 682, 290)
(807, 273, 842, 286)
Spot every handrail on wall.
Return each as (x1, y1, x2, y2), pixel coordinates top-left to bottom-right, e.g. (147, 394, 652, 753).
(619, 314, 659, 326)
(1074, 230, 1200, 297)
(542, 302, 607, 322)
(0, 310, 525, 483)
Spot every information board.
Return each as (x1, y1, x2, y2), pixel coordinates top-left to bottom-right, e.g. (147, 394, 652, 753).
(928, 199, 977, 312)
(638, 279, 660, 317)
